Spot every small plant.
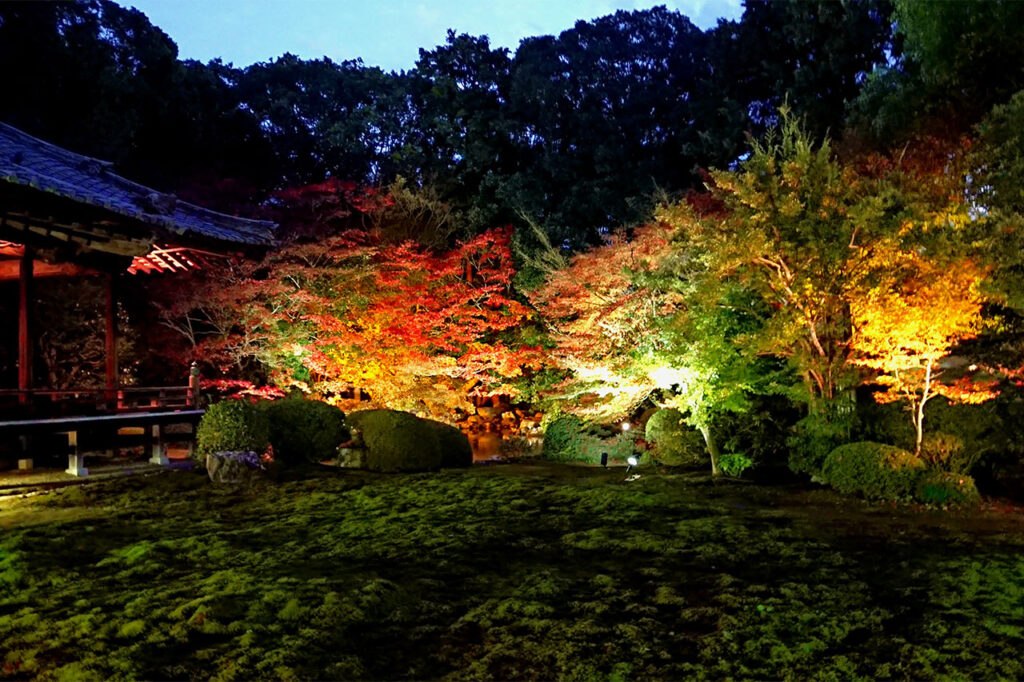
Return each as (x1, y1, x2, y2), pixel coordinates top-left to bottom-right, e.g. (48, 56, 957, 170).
(196, 400, 270, 460)
(719, 452, 754, 477)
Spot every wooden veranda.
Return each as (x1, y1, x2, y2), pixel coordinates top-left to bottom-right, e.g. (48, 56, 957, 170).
(0, 121, 275, 474)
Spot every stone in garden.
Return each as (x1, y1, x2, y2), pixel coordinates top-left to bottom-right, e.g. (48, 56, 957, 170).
(206, 451, 268, 485)
(336, 446, 368, 468)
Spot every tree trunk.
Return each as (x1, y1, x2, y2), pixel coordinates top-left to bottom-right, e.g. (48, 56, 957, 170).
(914, 359, 934, 458)
(699, 424, 721, 476)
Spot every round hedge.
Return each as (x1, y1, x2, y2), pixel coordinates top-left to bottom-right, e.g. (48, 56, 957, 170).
(821, 441, 925, 500)
(256, 396, 347, 466)
(346, 409, 472, 472)
(196, 400, 270, 460)
(645, 408, 706, 467)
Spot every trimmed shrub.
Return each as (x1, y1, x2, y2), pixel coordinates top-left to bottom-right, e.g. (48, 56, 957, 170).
(424, 418, 473, 468)
(256, 396, 347, 466)
(347, 410, 440, 472)
(196, 400, 270, 460)
(914, 470, 981, 506)
(540, 414, 635, 463)
(542, 415, 586, 460)
(346, 409, 471, 472)
(645, 409, 706, 467)
(821, 441, 925, 500)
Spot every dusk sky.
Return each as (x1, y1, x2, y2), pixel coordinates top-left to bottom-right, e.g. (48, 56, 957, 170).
(122, 0, 745, 72)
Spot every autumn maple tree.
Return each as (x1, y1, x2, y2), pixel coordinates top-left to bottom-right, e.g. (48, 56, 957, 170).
(530, 217, 758, 474)
(154, 225, 541, 417)
(850, 250, 997, 455)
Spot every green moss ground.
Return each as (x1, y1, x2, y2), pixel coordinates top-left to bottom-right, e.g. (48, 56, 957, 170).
(1, 463, 1022, 680)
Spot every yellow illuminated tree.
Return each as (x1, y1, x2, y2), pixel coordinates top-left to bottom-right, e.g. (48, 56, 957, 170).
(850, 250, 996, 456)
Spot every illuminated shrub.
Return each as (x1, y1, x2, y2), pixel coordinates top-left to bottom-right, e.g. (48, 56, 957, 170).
(541, 415, 585, 460)
(256, 396, 347, 466)
(346, 409, 470, 472)
(645, 409, 706, 467)
(719, 452, 754, 477)
(196, 400, 270, 460)
(541, 415, 634, 463)
(920, 432, 978, 474)
(914, 470, 980, 506)
(578, 432, 635, 464)
(821, 441, 925, 500)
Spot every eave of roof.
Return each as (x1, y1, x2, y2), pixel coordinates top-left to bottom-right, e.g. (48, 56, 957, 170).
(0, 121, 276, 247)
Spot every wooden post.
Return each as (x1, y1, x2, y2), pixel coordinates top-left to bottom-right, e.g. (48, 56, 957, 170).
(64, 430, 88, 476)
(149, 423, 168, 466)
(188, 362, 200, 408)
(17, 246, 32, 405)
(105, 274, 118, 406)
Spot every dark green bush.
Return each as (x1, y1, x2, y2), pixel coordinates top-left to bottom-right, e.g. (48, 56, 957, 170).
(424, 418, 473, 468)
(914, 470, 981, 506)
(821, 441, 925, 501)
(716, 394, 800, 474)
(645, 409, 705, 467)
(541, 415, 585, 460)
(196, 400, 270, 460)
(789, 404, 858, 477)
(256, 396, 347, 466)
(346, 409, 470, 472)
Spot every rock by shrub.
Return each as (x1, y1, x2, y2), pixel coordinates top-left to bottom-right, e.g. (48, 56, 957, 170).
(821, 441, 925, 500)
(645, 408, 706, 467)
(344, 409, 471, 472)
(914, 470, 981, 506)
(206, 451, 271, 486)
(256, 396, 347, 466)
(196, 400, 270, 461)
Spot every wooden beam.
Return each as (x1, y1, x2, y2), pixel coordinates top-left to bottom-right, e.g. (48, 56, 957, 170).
(18, 246, 32, 403)
(0, 242, 24, 258)
(0, 259, 101, 280)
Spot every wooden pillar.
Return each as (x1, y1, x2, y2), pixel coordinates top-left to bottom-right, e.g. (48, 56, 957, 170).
(188, 362, 201, 408)
(17, 246, 32, 404)
(105, 274, 118, 395)
(149, 423, 168, 466)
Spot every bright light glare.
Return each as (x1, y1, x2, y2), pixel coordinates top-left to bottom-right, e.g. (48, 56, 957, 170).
(627, 456, 638, 467)
(621, 422, 630, 431)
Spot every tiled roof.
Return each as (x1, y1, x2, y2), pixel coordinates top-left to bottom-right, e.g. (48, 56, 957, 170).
(0, 121, 275, 246)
